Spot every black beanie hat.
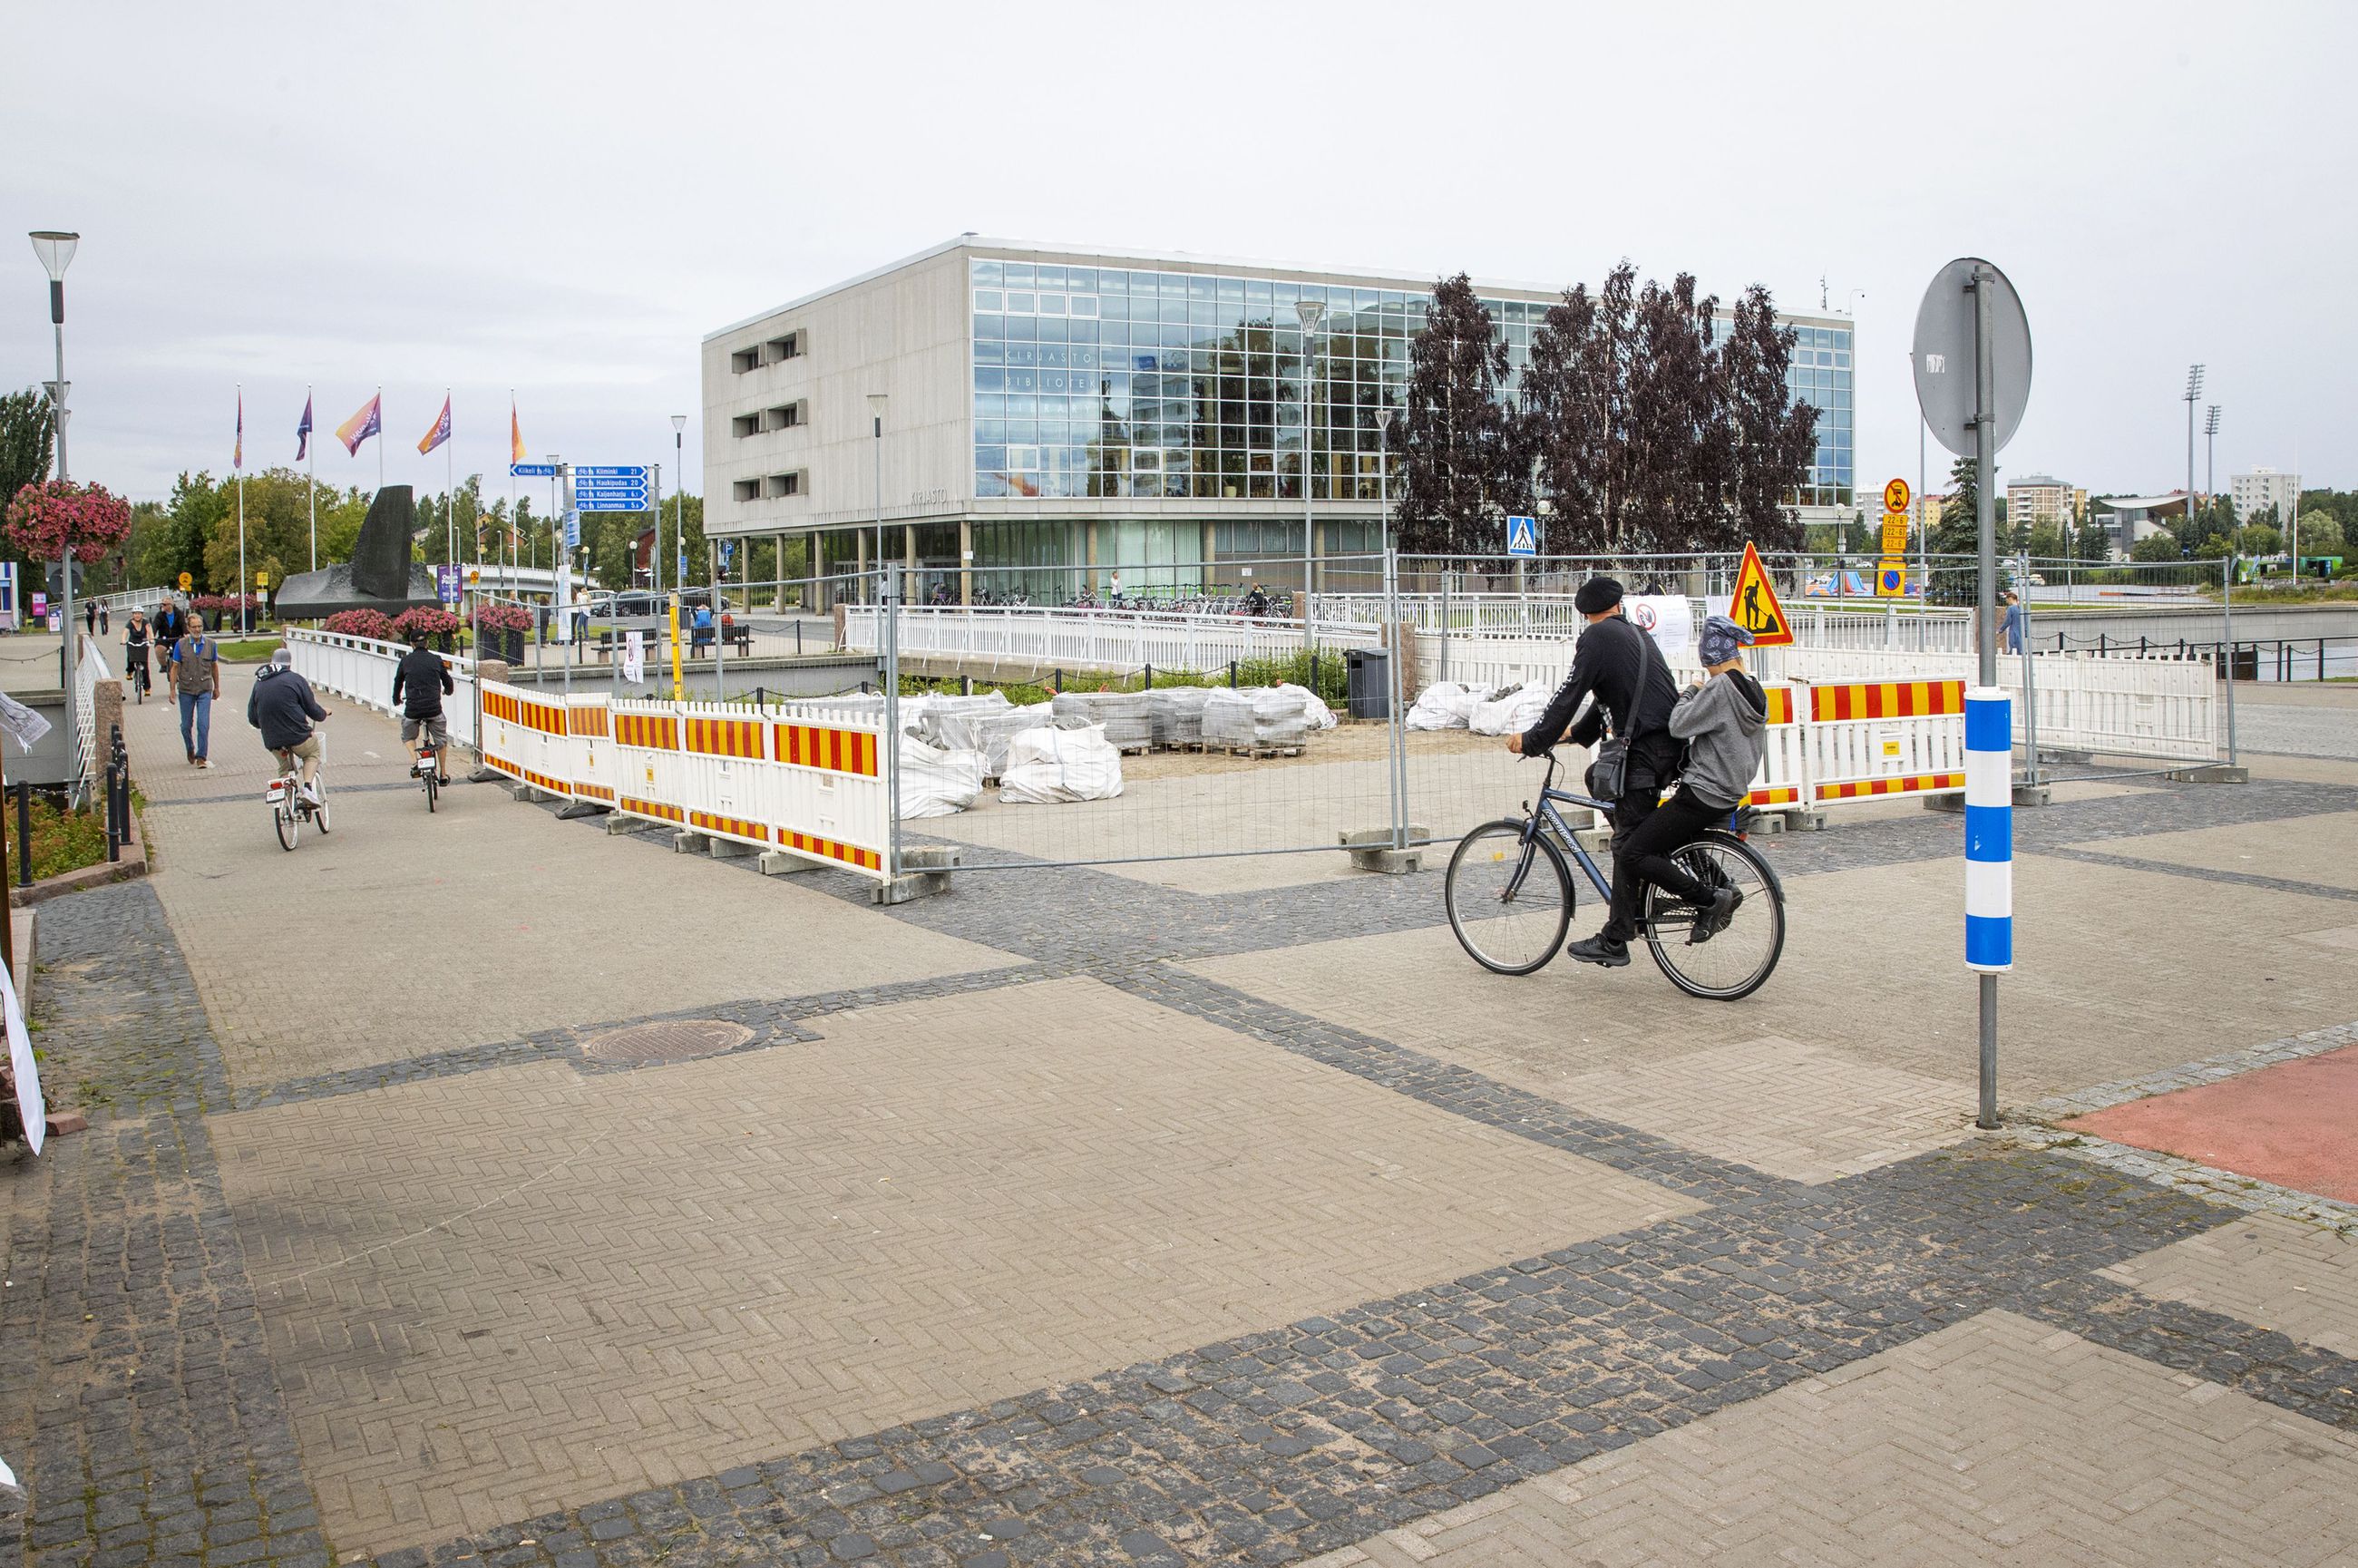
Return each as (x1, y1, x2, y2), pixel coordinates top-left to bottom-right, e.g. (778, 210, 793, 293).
(1574, 577, 1623, 615)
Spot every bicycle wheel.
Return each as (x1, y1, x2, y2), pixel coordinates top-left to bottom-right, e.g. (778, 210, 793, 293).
(275, 798, 298, 852)
(1642, 830, 1785, 1001)
(1447, 819, 1574, 976)
(314, 784, 331, 835)
(424, 766, 438, 813)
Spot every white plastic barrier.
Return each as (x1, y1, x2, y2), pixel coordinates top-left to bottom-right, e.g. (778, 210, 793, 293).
(478, 680, 893, 881)
(1798, 678, 1967, 804)
(285, 629, 480, 749)
(1420, 632, 2220, 765)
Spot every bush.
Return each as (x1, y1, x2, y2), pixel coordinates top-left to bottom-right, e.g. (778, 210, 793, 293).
(3, 790, 117, 882)
(473, 603, 534, 633)
(322, 609, 396, 640)
(391, 605, 462, 643)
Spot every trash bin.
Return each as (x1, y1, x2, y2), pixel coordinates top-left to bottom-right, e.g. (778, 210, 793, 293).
(1345, 648, 1390, 720)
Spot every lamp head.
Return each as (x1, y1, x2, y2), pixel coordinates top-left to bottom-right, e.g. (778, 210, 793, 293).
(28, 231, 77, 281)
(1292, 298, 1326, 332)
(867, 393, 889, 416)
(670, 414, 686, 434)
(2185, 364, 2205, 399)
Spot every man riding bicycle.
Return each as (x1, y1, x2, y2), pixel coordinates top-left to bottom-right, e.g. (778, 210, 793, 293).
(248, 647, 330, 804)
(1505, 580, 1765, 969)
(392, 629, 455, 784)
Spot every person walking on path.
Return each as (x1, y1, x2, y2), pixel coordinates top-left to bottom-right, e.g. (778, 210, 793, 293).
(152, 599, 184, 649)
(2000, 589, 2024, 654)
(83, 600, 95, 637)
(171, 612, 223, 768)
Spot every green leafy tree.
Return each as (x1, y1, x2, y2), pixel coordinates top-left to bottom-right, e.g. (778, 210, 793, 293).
(2235, 521, 2281, 556)
(0, 386, 57, 596)
(2129, 531, 2181, 562)
(1926, 455, 1982, 604)
(2294, 510, 2343, 558)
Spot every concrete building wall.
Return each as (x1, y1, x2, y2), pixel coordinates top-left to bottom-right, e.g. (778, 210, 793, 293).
(703, 245, 971, 540)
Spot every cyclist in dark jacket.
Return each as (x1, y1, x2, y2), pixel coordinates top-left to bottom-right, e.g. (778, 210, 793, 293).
(248, 648, 330, 804)
(391, 634, 455, 784)
(1505, 576, 1682, 968)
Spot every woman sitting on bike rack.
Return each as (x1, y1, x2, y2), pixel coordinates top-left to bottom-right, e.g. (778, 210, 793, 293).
(1505, 581, 1764, 969)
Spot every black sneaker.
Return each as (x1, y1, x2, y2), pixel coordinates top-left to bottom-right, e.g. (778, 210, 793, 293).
(1564, 935, 1632, 968)
(1693, 886, 1741, 940)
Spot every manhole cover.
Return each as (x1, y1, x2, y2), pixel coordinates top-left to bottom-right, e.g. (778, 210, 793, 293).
(582, 1018, 754, 1066)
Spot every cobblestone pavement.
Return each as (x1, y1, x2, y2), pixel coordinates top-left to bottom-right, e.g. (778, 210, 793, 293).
(6, 706, 2358, 1567)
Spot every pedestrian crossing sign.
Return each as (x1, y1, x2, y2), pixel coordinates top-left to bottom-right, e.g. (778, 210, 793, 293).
(1729, 542, 1795, 647)
(1505, 515, 1539, 558)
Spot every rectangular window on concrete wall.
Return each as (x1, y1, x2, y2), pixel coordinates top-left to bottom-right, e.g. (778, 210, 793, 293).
(732, 479, 759, 502)
(765, 472, 801, 499)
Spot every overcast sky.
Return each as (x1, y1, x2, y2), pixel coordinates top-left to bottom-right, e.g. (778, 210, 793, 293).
(4, 0, 2350, 507)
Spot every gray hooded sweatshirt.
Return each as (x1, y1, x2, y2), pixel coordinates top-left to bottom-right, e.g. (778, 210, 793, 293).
(1668, 669, 1768, 810)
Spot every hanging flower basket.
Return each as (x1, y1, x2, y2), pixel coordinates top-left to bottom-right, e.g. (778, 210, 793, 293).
(322, 609, 397, 641)
(4, 480, 132, 564)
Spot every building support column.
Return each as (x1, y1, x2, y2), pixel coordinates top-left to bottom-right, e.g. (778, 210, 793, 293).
(960, 518, 973, 607)
(774, 533, 786, 610)
(1313, 521, 1326, 596)
(1086, 521, 1100, 597)
(902, 522, 917, 603)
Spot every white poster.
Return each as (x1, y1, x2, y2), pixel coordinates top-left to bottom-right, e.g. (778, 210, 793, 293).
(1625, 595, 1694, 660)
(622, 631, 645, 686)
(3, 946, 44, 1156)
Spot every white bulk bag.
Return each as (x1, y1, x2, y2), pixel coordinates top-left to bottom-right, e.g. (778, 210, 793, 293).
(895, 734, 986, 819)
(998, 724, 1125, 803)
(1469, 682, 1552, 736)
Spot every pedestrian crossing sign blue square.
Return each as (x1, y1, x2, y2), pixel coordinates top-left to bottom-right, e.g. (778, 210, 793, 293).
(1505, 515, 1538, 558)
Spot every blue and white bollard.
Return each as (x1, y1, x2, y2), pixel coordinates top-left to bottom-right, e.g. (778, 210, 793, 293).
(1965, 685, 2011, 1127)
(1963, 687, 2013, 972)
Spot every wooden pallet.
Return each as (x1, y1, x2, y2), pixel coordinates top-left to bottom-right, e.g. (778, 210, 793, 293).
(1203, 742, 1307, 760)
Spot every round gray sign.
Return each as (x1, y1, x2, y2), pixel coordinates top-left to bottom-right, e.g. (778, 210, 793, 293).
(1912, 258, 2032, 458)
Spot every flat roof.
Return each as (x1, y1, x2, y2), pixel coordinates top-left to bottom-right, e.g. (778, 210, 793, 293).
(706, 234, 1855, 343)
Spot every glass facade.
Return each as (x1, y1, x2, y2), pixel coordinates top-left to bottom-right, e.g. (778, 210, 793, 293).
(967, 258, 1853, 515)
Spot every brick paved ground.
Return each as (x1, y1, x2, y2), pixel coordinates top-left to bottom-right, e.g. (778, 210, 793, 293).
(5, 698, 2358, 1568)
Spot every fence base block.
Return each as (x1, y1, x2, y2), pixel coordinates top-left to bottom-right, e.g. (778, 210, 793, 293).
(672, 831, 706, 854)
(757, 850, 823, 876)
(2012, 782, 2052, 808)
(2166, 763, 2250, 784)
(872, 845, 959, 905)
(556, 800, 605, 821)
(1340, 825, 1426, 875)
(1755, 809, 1825, 834)
(510, 782, 558, 804)
(604, 814, 641, 836)
(708, 836, 758, 860)
(1923, 794, 1964, 814)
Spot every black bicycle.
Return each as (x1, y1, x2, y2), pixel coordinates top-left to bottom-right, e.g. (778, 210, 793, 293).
(1444, 748, 1786, 1000)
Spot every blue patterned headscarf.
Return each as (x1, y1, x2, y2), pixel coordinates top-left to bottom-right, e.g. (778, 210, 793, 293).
(1698, 614, 1755, 667)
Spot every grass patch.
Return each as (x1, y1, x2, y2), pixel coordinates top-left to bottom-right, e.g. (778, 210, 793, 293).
(3, 791, 121, 881)
(214, 638, 286, 662)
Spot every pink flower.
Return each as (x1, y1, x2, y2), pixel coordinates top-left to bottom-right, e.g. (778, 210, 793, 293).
(5, 480, 132, 563)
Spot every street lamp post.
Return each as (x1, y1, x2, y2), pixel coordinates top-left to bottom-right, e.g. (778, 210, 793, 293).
(1293, 297, 1326, 649)
(30, 229, 80, 773)
(670, 414, 686, 597)
(868, 394, 888, 607)
(2183, 364, 2205, 546)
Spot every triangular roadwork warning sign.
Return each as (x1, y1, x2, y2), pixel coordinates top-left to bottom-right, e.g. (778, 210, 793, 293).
(1729, 541, 1794, 647)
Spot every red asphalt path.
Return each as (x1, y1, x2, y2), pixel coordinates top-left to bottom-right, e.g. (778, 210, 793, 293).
(2066, 1042, 2358, 1204)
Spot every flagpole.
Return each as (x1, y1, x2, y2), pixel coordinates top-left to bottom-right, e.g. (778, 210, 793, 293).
(445, 388, 454, 566)
(376, 384, 384, 494)
(236, 383, 247, 637)
(307, 384, 317, 571)
(509, 387, 518, 598)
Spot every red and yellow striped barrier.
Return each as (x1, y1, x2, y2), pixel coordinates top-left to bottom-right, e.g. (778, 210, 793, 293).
(1807, 679, 1964, 723)
(775, 722, 879, 777)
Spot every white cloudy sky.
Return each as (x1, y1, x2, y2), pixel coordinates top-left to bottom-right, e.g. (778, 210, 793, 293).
(3, 0, 2350, 505)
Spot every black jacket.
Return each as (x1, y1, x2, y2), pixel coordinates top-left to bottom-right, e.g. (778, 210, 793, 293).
(247, 666, 326, 751)
(1517, 613, 1682, 779)
(392, 645, 454, 717)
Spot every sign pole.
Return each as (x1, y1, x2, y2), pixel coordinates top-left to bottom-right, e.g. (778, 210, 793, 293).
(1972, 263, 2003, 1131)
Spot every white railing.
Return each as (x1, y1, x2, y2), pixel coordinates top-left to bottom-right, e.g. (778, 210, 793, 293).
(285, 629, 480, 749)
(88, 586, 168, 617)
(74, 634, 112, 785)
(1417, 633, 2220, 765)
(1316, 591, 1976, 653)
(843, 604, 1379, 677)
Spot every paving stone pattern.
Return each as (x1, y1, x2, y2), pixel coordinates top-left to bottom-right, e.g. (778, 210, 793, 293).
(12, 741, 2358, 1568)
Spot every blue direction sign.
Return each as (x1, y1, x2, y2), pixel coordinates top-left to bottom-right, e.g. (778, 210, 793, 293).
(574, 479, 647, 492)
(575, 465, 647, 480)
(1505, 515, 1539, 558)
(578, 497, 648, 512)
(511, 462, 558, 478)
